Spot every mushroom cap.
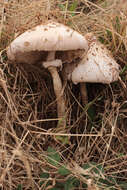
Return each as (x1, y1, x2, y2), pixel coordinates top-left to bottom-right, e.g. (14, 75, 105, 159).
(71, 40, 119, 84)
(7, 21, 88, 64)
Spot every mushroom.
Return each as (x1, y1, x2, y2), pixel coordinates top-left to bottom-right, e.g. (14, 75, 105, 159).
(6, 21, 89, 127)
(62, 33, 119, 105)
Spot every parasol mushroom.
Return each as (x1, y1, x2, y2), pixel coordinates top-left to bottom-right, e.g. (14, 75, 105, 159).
(6, 21, 89, 127)
(62, 33, 119, 105)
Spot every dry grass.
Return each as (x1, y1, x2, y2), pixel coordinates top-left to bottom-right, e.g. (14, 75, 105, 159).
(0, 0, 127, 189)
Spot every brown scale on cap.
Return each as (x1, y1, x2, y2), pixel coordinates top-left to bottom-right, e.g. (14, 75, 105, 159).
(24, 41, 30, 47)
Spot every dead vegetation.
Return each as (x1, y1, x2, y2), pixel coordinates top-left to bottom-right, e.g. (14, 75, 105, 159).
(0, 0, 127, 189)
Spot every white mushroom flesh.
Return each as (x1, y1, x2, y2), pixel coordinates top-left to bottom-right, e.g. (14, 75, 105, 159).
(43, 59, 62, 69)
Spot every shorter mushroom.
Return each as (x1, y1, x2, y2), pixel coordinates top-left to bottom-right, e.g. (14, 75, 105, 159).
(62, 34, 119, 106)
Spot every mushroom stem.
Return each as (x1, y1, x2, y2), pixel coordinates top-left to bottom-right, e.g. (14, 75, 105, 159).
(48, 67, 66, 119)
(47, 51, 55, 61)
(80, 82, 88, 106)
(47, 51, 66, 127)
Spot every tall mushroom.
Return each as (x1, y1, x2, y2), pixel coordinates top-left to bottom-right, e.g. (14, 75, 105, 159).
(62, 34, 119, 105)
(6, 21, 89, 127)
